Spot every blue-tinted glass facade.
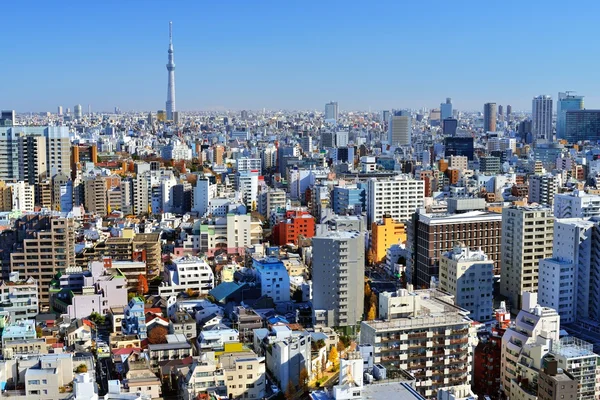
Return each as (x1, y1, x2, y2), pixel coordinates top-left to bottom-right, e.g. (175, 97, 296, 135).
(565, 110, 600, 143)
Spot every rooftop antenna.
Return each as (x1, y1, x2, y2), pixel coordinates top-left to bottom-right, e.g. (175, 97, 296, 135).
(169, 21, 173, 47)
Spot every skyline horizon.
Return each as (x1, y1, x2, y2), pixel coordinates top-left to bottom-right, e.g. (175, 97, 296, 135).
(3, 1, 600, 112)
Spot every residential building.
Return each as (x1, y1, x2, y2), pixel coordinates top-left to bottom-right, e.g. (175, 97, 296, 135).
(148, 334, 193, 368)
(158, 255, 214, 297)
(371, 214, 407, 263)
(257, 187, 286, 218)
(411, 210, 502, 289)
(170, 310, 197, 340)
(254, 325, 311, 392)
(312, 230, 364, 327)
(528, 174, 559, 206)
(325, 101, 338, 121)
(222, 352, 266, 400)
(479, 156, 501, 174)
(532, 95, 553, 142)
(439, 247, 494, 322)
(10, 215, 75, 308)
(252, 257, 291, 303)
(331, 184, 366, 215)
(361, 288, 474, 398)
(500, 206, 554, 312)
(198, 328, 239, 351)
(538, 217, 600, 325)
(8, 181, 34, 212)
(550, 336, 600, 399)
(366, 175, 425, 225)
(554, 190, 600, 218)
(235, 169, 260, 210)
(0, 275, 38, 324)
(122, 297, 147, 340)
(193, 178, 217, 216)
(271, 210, 315, 246)
(500, 292, 560, 400)
(537, 357, 578, 400)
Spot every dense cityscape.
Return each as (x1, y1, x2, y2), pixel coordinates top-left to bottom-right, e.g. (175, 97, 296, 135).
(1, 10, 600, 400)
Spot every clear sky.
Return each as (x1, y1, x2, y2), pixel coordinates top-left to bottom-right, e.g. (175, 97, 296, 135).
(3, 0, 600, 113)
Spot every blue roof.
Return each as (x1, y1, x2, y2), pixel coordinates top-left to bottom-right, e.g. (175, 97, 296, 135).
(209, 281, 246, 302)
(310, 332, 328, 342)
(266, 315, 289, 325)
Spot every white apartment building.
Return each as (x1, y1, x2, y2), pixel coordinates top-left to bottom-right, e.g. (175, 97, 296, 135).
(252, 257, 291, 303)
(235, 157, 261, 172)
(553, 190, 600, 218)
(539, 217, 600, 325)
(500, 206, 554, 313)
(8, 181, 34, 212)
(528, 174, 559, 206)
(192, 178, 217, 216)
(361, 288, 474, 398)
(366, 175, 425, 225)
(439, 247, 494, 322)
(192, 214, 262, 257)
(235, 170, 259, 210)
(501, 292, 560, 400)
(158, 255, 214, 297)
(258, 187, 286, 218)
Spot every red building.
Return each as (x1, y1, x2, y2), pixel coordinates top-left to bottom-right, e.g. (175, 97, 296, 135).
(473, 308, 510, 400)
(272, 210, 315, 245)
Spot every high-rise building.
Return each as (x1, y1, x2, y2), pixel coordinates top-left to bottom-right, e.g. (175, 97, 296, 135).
(498, 104, 503, 117)
(528, 174, 559, 206)
(442, 118, 458, 135)
(366, 175, 424, 226)
(411, 210, 502, 288)
(0, 110, 15, 126)
(439, 247, 494, 322)
(557, 92, 584, 139)
(166, 21, 176, 121)
(312, 230, 364, 327)
(10, 215, 75, 308)
(19, 135, 47, 185)
(371, 214, 406, 263)
(444, 137, 474, 160)
(388, 113, 412, 146)
(539, 217, 600, 325)
(500, 292, 560, 400)
(440, 98, 452, 120)
(506, 104, 512, 120)
(483, 103, 497, 132)
(532, 95, 553, 142)
(324, 101, 338, 121)
(361, 288, 474, 398)
(564, 109, 600, 143)
(74, 104, 83, 120)
(57, 106, 63, 116)
(500, 206, 554, 312)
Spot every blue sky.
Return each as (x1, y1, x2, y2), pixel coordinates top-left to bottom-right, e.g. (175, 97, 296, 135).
(2, 0, 599, 112)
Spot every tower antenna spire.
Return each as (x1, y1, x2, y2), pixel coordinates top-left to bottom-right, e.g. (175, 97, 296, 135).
(169, 21, 173, 46)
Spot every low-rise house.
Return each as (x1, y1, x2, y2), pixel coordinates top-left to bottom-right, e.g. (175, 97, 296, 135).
(158, 255, 214, 297)
(197, 328, 239, 351)
(148, 334, 193, 368)
(170, 311, 196, 340)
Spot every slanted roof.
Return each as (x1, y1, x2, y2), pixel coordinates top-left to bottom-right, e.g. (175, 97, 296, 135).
(209, 281, 247, 303)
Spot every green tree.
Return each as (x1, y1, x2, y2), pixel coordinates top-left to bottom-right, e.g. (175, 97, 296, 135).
(35, 326, 43, 338)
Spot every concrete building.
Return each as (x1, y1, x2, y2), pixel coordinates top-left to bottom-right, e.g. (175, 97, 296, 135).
(500, 292, 560, 400)
(312, 230, 365, 327)
(479, 156, 501, 174)
(439, 247, 494, 322)
(236, 157, 262, 172)
(388, 114, 412, 146)
(483, 103, 497, 132)
(371, 214, 407, 263)
(331, 184, 366, 215)
(361, 288, 474, 398)
(550, 337, 600, 399)
(366, 175, 424, 225)
(235, 169, 259, 210)
(8, 181, 34, 212)
(448, 155, 468, 171)
(557, 91, 584, 140)
(325, 101, 338, 121)
(553, 190, 600, 218)
(258, 187, 286, 218)
(158, 255, 214, 297)
(0, 275, 38, 324)
(537, 357, 578, 400)
(538, 217, 600, 325)
(272, 210, 315, 246)
(412, 210, 502, 289)
(500, 206, 553, 312)
(193, 177, 217, 217)
(252, 257, 291, 303)
(528, 174, 559, 206)
(10, 215, 75, 308)
(532, 95, 553, 142)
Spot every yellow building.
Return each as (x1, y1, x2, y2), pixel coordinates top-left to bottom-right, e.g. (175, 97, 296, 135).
(371, 214, 407, 263)
(0, 181, 12, 211)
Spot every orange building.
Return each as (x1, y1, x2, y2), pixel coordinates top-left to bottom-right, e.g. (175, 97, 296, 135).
(272, 210, 315, 245)
(371, 214, 407, 263)
(446, 168, 460, 185)
(438, 159, 448, 173)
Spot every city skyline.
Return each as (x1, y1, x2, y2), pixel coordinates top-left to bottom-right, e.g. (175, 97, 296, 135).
(3, 1, 600, 112)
